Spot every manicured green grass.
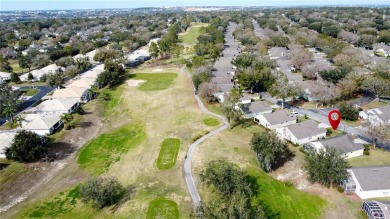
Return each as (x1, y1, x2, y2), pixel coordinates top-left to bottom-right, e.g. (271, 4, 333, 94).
(156, 138, 181, 170)
(203, 117, 220, 127)
(9, 59, 26, 74)
(202, 100, 223, 116)
(146, 197, 179, 219)
(28, 187, 80, 218)
(132, 73, 178, 91)
(0, 161, 27, 192)
(349, 148, 390, 167)
(21, 89, 39, 96)
(179, 23, 208, 45)
(99, 87, 124, 117)
(77, 123, 146, 175)
(249, 167, 327, 219)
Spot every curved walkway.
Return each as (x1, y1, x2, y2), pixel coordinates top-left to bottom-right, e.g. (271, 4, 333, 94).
(183, 81, 229, 206)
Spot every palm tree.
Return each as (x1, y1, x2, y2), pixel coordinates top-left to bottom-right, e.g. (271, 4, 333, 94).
(13, 116, 26, 128)
(60, 113, 74, 130)
(3, 106, 16, 124)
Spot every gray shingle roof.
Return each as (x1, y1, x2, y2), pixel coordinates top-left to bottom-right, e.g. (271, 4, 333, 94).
(351, 166, 390, 191)
(262, 110, 296, 125)
(241, 101, 272, 115)
(317, 135, 364, 153)
(287, 120, 326, 139)
(377, 105, 390, 122)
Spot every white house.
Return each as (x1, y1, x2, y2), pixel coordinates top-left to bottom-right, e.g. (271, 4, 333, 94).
(0, 132, 17, 158)
(303, 135, 365, 159)
(20, 113, 63, 135)
(240, 96, 252, 105)
(359, 105, 390, 126)
(24, 98, 80, 114)
(51, 87, 92, 103)
(79, 64, 105, 80)
(276, 120, 326, 145)
(240, 101, 272, 119)
(254, 110, 296, 129)
(341, 166, 390, 199)
(0, 71, 11, 84)
(20, 64, 63, 81)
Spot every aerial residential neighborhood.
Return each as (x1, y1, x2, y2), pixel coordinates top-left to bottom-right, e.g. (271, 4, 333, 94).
(0, 1, 389, 218)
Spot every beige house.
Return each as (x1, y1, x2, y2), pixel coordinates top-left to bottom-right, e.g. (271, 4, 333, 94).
(51, 87, 92, 103)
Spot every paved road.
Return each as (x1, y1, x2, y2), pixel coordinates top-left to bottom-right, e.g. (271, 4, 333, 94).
(0, 85, 53, 125)
(260, 92, 390, 150)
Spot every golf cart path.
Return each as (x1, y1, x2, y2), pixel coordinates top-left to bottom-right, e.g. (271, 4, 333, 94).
(182, 67, 229, 206)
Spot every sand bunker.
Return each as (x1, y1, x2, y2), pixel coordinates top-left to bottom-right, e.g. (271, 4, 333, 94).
(126, 79, 145, 87)
(152, 68, 163, 72)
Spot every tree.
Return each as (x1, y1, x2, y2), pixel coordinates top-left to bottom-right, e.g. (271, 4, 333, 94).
(2, 106, 16, 124)
(319, 68, 350, 83)
(32, 54, 50, 69)
(96, 60, 126, 87)
(75, 57, 92, 72)
(0, 56, 12, 72)
(79, 176, 125, 209)
(221, 89, 242, 127)
(149, 42, 159, 59)
(338, 103, 359, 121)
(10, 72, 20, 83)
(310, 81, 340, 106)
(5, 130, 45, 162)
(192, 66, 212, 90)
(46, 70, 65, 88)
(359, 34, 376, 49)
(60, 113, 74, 130)
(363, 77, 390, 99)
(250, 131, 293, 172)
(18, 55, 31, 73)
(197, 160, 264, 219)
(0, 84, 19, 118)
(27, 72, 34, 81)
(198, 82, 218, 103)
(288, 45, 313, 70)
(55, 56, 75, 68)
(364, 124, 389, 149)
(304, 146, 349, 187)
(268, 76, 299, 109)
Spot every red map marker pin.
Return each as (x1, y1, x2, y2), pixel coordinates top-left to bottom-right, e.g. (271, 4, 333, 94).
(328, 109, 341, 130)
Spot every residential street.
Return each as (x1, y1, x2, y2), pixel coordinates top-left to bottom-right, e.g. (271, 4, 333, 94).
(0, 85, 54, 125)
(260, 92, 390, 150)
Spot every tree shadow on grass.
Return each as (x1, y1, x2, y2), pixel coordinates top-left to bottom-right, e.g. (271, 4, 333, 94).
(247, 174, 281, 219)
(0, 163, 10, 171)
(110, 184, 137, 213)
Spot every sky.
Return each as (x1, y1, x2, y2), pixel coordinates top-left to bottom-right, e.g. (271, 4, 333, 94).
(0, 0, 389, 11)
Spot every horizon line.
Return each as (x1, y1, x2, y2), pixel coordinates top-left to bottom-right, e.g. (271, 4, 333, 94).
(1, 4, 390, 12)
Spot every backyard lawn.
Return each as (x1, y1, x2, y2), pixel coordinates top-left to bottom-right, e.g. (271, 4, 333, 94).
(349, 148, 390, 167)
(250, 167, 327, 219)
(156, 138, 181, 170)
